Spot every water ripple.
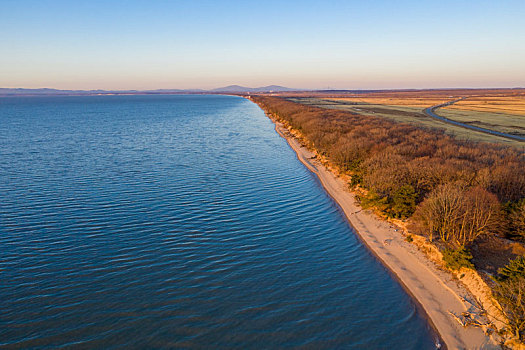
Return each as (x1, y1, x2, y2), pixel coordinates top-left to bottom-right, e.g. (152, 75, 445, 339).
(0, 95, 435, 349)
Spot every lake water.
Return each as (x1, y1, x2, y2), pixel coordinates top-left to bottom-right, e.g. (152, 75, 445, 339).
(0, 95, 436, 348)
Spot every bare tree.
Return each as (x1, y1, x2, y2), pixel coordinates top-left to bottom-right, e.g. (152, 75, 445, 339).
(413, 184, 500, 247)
(454, 187, 501, 247)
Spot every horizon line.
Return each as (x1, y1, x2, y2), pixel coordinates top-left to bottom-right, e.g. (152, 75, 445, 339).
(1, 85, 524, 92)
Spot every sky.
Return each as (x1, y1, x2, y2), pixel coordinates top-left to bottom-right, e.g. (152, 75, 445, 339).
(1, 0, 525, 90)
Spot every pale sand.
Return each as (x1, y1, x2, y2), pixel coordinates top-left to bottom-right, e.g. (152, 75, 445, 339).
(266, 114, 500, 349)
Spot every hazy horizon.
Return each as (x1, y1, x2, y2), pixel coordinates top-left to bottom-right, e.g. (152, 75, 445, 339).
(2, 85, 525, 92)
(2, 0, 525, 90)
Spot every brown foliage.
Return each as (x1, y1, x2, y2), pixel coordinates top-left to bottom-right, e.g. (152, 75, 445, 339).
(253, 96, 523, 238)
(253, 95, 525, 339)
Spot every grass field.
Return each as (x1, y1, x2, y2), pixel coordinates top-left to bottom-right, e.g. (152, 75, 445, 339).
(444, 95, 525, 116)
(437, 109, 525, 137)
(329, 96, 449, 108)
(287, 90, 525, 147)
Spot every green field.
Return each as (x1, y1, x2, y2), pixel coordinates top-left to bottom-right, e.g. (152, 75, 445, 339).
(437, 108, 525, 137)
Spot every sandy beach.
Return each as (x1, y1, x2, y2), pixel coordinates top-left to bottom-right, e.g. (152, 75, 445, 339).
(258, 105, 500, 349)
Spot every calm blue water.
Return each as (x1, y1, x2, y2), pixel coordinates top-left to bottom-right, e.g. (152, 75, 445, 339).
(0, 95, 436, 348)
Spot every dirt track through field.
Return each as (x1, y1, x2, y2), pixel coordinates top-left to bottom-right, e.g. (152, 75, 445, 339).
(424, 99, 525, 142)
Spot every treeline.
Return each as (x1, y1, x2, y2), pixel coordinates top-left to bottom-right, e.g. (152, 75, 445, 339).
(253, 96, 525, 339)
(253, 96, 524, 244)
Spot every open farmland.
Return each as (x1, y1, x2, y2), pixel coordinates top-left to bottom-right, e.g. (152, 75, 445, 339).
(285, 89, 525, 147)
(436, 108, 525, 138)
(444, 94, 525, 115)
(438, 94, 525, 138)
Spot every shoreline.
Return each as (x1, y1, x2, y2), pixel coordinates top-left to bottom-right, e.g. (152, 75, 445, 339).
(254, 101, 499, 349)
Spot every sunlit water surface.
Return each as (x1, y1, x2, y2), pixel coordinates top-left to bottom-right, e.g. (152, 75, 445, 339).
(0, 95, 437, 348)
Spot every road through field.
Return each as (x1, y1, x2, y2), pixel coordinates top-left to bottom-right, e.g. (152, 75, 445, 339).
(423, 99, 525, 142)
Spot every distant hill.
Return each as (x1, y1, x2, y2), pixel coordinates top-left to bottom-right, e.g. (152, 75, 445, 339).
(0, 85, 301, 96)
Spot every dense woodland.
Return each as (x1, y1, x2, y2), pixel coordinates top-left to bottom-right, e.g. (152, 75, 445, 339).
(252, 96, 525, 340)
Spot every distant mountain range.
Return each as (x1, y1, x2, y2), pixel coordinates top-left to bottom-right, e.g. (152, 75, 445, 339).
(0, 85, 301, 96)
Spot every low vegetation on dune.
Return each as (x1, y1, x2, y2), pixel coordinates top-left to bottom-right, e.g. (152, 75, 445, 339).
(252, 95, 525, 341)
(494, 256, 525, 339)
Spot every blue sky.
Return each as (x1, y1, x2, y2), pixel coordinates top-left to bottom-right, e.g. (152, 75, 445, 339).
(1, 0, 524, 89)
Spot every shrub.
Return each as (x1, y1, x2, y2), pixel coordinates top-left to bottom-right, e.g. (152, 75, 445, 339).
(349, 171, 363, 188)
(359, 190, 388, 212)
(442, 248, 474, 271)
(389, 184, 418, 219)
(508, 199, 525, 240)
(498, 256, 525, 281)
(494, 257, 525, 340)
